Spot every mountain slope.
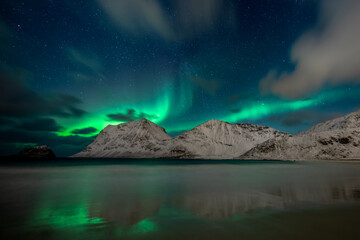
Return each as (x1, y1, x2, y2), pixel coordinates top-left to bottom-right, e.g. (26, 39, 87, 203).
(167, 119, 288, 159)
(241, 111, 360, 160)
(72, 118, 171, 158)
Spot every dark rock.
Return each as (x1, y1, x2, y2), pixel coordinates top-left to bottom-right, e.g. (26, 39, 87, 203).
(338, 137, 351, 144)
(18, 145, 56, 158)
(318, 139, 333, 145)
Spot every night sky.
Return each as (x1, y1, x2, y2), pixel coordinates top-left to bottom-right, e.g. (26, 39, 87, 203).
(1, 0, 360, 156)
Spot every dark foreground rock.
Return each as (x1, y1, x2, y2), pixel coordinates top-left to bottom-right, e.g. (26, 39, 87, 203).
(18, 145, 56, 158)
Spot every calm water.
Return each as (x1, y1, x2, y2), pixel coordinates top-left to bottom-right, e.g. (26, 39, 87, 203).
(1, 160, 360, 240)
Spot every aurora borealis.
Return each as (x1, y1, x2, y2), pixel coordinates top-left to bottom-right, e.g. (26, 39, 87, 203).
(1, 0, 360, 156)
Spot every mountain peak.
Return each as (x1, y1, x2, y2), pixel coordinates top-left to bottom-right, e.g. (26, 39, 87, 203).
(207, 119, 228, 124)
(73, 118, 171, 158)
(197, 119, 229, 128)
(120, 118, 153, 126)
(171, 118, 288, 159)
(137, 118, 152, 123)
(107, 118, 159, 130)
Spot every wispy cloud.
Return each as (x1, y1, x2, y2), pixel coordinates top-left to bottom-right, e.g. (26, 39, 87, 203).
(96, 0, 233, 41)
(260, 0, 360, 98)
(107, 109, 158, 122)
(97, 0, 174, 40)
(66, 47, 105, 81)
(190, 76, 221, 96)
(269, 110, 341, 127)
(19, 118, 64, 132)
(71, 127, 97, 135)
(67, 47, 102, 72)
(0, 62, 87, 118)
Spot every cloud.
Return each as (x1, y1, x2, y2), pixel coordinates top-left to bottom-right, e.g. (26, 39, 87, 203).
(0, 128, 95, 157)
(269, 110, 341, 127)
(71, 127, 97, 135)
(227, 94, 246, 103)
(19, 118, 63, 132)
(225, 93, 258, 105)
(67, 47, 103, 73)
(172, 0, 228, 38)
(0, 117, 15, 127)
(107, 109, 157, 122)
(0, 63, 87, 118)
(260, 0, 360, 98)
(190, 76, 221, 96)
(97, 0, 174, 40)
(67, 47, 102, 72)
(96, 0, 232, 41)
(67, 47, 105, 82)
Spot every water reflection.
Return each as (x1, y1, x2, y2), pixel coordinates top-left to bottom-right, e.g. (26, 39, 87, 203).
(30, 203, 103, 228)
(175, 184, 360, 220)
(1, 162, 360, 239)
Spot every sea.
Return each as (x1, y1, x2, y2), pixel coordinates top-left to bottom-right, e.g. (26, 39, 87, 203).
(0, 159, 360, 240)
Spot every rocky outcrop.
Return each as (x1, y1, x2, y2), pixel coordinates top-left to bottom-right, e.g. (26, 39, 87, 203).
(18, 145, 56, 158)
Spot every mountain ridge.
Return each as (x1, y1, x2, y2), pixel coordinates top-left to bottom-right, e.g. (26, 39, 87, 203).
(73, 110, 360, 160)
(73, 118, 288, 159)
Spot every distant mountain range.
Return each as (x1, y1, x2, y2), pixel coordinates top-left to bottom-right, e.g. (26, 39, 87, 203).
(73, 110, 360, 160)
(242, 110, 360, 160)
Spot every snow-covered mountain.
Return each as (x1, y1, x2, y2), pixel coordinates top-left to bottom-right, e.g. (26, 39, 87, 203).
(73, 118, 171, 158)
(167, 119, 288, 159)
(73, 110, 360, 160)
(241, 111, 360, 160)
(73, 119, 287, 159)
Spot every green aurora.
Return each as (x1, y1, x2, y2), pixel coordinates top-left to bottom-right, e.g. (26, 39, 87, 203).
(56, 88, 353, 137)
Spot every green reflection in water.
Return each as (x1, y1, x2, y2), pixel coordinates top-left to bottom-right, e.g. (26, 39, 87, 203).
(129, 219, 157, 234)
(28, 170, 104, 230)
(115, 206, 194, 237)
(30, 203, 103, 229)
(116, 219, 157, 236)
